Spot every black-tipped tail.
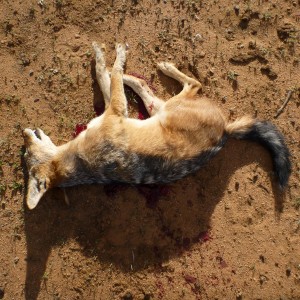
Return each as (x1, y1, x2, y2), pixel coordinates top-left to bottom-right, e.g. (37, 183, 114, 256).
(226, 119, 291, 188)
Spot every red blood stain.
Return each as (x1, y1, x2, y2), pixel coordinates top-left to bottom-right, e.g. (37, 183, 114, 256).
(73, 124, 87, 137)
(127, 72, 156, 120)
(148, 101, 154, 112)
(138, 111, 146, 120)
(198, 231, 212, 243)
(183, 273, 197, 284)
(136, 95, 150, 120)
(155, 279, 165, 299)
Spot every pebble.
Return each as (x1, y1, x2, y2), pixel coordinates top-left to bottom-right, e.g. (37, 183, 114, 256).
(194, 33, 204, 42)
(236, 290, 242, 299)
(199, 51, 206, 58)
(259, 274, 267, 284)
(234, 5, 240, 15)
(0, 287, 4, 299)
(123, 291, 133, 300)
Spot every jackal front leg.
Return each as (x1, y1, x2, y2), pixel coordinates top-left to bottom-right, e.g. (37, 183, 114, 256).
(108, 43, 128, 117)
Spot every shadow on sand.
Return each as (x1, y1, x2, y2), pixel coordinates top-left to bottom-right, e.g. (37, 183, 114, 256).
(22, 138, 284, 300)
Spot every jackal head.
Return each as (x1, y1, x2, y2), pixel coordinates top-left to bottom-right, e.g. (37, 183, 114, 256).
(23, 128, 57, 209)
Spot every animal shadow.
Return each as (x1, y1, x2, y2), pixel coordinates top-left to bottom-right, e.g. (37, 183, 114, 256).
(23, 139, 284, 300)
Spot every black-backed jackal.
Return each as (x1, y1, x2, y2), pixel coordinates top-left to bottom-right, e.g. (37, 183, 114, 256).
(23, 43, 291, 209)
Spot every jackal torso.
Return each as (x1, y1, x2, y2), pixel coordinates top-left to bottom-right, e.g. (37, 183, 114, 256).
(56, 106, 226, 187)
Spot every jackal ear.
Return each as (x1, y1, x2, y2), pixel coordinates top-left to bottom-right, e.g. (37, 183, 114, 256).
(27, 173, 49, 209)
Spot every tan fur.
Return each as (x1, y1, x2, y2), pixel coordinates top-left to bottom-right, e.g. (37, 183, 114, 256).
(225, 115, 255, 135)
(23, 42, 257, 209)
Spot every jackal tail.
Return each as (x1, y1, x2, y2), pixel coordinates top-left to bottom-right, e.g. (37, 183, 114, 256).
(225, 116, 291, 189)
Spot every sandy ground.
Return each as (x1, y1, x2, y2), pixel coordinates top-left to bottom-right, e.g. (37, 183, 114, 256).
(0, 0, 300, 299)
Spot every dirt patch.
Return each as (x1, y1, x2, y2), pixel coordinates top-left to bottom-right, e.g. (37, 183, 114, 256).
(0, 1, 300, 299)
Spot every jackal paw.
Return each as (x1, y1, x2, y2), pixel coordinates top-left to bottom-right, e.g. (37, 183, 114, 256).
(92, 41, 106, 67)
(23, 128, 56, 153)
(115, 43, 126, 66)
(157, 62, 176, 73)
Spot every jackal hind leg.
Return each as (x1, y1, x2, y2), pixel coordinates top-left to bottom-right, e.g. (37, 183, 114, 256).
(158, 62, 202, 98)
(123, 74, 165, 116)
(92, 42, 111, 109)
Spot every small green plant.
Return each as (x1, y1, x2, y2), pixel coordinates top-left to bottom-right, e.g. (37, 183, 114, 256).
(0, 183, 6, 195)
(12, 163, 21, 171)
(10, 181, 23, 191)
(85, 50, 92, 58)
(29, 7, 36, 19)
(0, 95, 20, 106)
(55, 0, 64, 9)
(286, 32, 299, 48)
(294, 198, 300, 209)
(227, 70, 239, 81)
(3, 21, 13, 35)
(42, 271, 49, 281)
(261, 12, 272, 22)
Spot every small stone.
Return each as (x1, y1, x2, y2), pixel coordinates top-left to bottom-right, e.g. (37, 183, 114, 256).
(234, 5, 240, 15)
(236, 290, 242, 299)
(194, 33, 203, 42)
(259, 255, 265, 263)
(21, 57, 30, 67)
(286, 268, 291, 277)
(72, 45, 80, 52)
(123, 291, 133, 300)
(259, 274, 267, 284)
(75, 34, 80, 39)
(29, 70, 34, 76)
(161, 262, 175, 272)
(208, 68, 215, 76)
(248, 40, 256, 49)
(199, 51, 206, 58)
